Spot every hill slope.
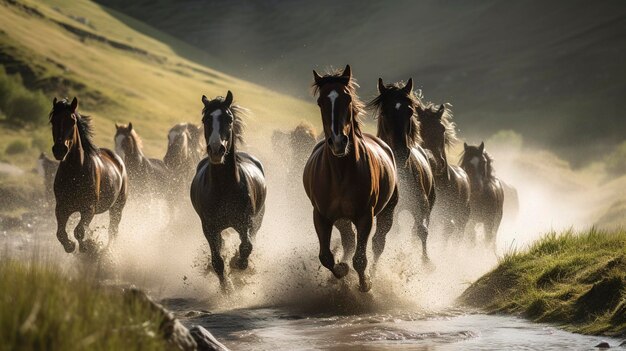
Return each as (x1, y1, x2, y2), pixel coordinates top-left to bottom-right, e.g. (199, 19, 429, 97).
(96, 0, 626, 165)
(0, 0, 316, 166)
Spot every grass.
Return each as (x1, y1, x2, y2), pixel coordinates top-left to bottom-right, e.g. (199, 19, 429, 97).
(0, 0, 317, 168)
(0, 258, 171, 351)
(461, 228, 626, 336)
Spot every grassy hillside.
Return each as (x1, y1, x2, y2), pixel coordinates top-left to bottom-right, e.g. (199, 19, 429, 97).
(97, 0, 626, 165)
(0, 0, 317, 170)
(461, 229, 626, 336)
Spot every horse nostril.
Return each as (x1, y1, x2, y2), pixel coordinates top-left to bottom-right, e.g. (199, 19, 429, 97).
(327, 138, 333, 146)
(341, 135, 348, 145)
(218, 145, 226, 155)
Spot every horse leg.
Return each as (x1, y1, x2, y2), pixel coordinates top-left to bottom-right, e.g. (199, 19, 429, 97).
(233, 223, 253, 270)
(313, 210, 349, 279)
(335, 219, 355, 264)
(204, 224, 229, 291)
(55, 206, 75, 253)
(75, 209, 95, 253)
(372, 190, 397, 272)
(354, 213, 374, 292)
(108, 194, 126, 248)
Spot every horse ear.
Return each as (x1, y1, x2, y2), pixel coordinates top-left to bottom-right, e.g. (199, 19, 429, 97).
(53, 97, 57, 105)
(201, 95, 209, 106)
(403, 78, 413, 94)
(377, 78, 385, 93)
(115, 122, 120, 129)
(479, 141, 485, 153)
(313, 70, 322, 85)
(437, 104, 445, 118)
(70, 97, 78, 112)
(128, 122, 133, 132)
(341, 64, 352, 79)
(224, 90, 233, 107)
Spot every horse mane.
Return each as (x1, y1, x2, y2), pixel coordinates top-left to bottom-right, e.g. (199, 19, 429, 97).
(367, 81, 423, 147)
(202, 96, 247, 146)
(311, 68, 365, 136)
(49, 98, 97, 155)
(420, 101, 458, 148)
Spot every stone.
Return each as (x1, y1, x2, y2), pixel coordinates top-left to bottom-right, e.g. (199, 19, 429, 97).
(189, 325, 230, 351)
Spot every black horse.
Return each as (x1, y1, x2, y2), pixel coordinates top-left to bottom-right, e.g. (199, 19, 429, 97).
(418, 103, 471, 239)
(190, 91, 266, 291)
(368, 78, 435, 261)
(460, 142, 504, 247)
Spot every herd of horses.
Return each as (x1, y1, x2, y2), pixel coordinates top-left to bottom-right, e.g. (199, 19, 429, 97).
(44, 65, 517, 292)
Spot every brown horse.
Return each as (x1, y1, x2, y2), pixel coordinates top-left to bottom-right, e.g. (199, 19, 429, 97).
(37, 152, 59, 206)
(114, 123, 169, 196)
(368, 78, 435, 261)
(418, 103, 470, 239)
(460, 142, 504, 247)
(164, 123, 205, 190)
(303, 65, 398, 292)
(190, 91, 266, 291)
(50, 97, 127, 253)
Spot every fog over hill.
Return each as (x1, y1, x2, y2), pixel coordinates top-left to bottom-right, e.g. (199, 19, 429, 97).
(97, 0, 626, 165)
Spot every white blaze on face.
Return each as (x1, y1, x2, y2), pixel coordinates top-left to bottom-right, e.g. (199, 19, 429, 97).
(328, 90, 339, 135)
(209, 109, 222, 145)
(395, 102, 401, 110)
(470, 156, 480, 172)
(115, 134, 125, 160)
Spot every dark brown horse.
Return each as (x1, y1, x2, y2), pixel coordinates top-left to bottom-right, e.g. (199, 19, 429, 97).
(50, 97, 127, 253)
(114, 123, 169, 196)
(368, 78, 435, 261)
(303, 65, 398, 292)
(460, 142, 504, 247)
(190, 91, 266, 291)
(164, 123, 205, 190)
(418, 103, 470, 239)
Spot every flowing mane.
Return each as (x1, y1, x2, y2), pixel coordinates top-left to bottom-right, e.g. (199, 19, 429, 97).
(311, 68, 365, 136)
(419, 101, 458, 148)
(49, 98, 97, 155)
(201, 96, 247, 146)
(367, 81, 423, 147)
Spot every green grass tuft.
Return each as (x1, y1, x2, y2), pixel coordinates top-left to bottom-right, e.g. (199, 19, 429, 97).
(461, 228, 626, 337)
(0, 258, 171, 351)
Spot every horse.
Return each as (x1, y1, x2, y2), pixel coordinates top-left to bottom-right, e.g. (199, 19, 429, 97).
(37, 152, 59, 206)
(49, 97, 127, 253)
(114, 123, 170, 196)
(417, 103, 470, 239)
(190, 91, 267, 291)
(303, 65, 398, 292)
(368, 78, 435, 261)
(460, 142, 504, 247)
(271, 122, 318, 171)
(164, 123, 205, 194)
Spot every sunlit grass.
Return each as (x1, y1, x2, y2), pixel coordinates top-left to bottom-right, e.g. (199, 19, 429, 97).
(461, 228, 626, 336)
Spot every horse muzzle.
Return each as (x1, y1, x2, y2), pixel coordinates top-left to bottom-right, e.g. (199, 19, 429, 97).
(52, 144, 68, 161)
(207, 143, 227, 164)
(328, 134, 349, 157)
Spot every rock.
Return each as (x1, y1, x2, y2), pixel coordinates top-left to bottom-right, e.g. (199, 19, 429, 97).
(124, 287, 223, 351)
(619, 340, 626, 347)
(596, 341, 611, 348)
(189, 325, 229, 351)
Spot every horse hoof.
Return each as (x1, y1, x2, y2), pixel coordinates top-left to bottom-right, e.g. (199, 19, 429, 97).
(62, 240, 76, 253)
(359, 277, 372, 293)
(333, 262, 349, 278)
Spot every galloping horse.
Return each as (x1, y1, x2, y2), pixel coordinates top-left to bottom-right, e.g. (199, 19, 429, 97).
(460, 142, 504, 247)
(114, 123, 169, 195)
(190, 91, 266, 291)
(50, 97, 127, 253)
(303, 65, 398, 292)
(368, 78, 435, 261)
(164, 123, 205, 191)
(418, 103, 470, 239)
